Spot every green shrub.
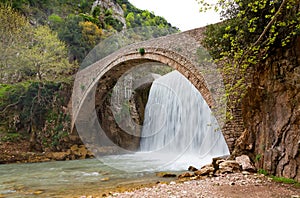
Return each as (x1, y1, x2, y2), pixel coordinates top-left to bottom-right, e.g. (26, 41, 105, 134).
(1, 133, 22, 142)
(255, 154, 262, 162)
(271, 176, 300, 187)
(257, 169, 268, 176)
(139, 48, 145, 55)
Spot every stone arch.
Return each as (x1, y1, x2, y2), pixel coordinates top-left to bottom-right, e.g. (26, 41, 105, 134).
(95, 50, 214, 108)
(73, 48, 214, 121)
(71, 29, 236, 152)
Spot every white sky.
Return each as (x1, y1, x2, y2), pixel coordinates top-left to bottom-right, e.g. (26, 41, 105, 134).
(128, 0, 220, 31)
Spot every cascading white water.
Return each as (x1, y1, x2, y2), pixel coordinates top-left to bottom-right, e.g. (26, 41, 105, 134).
(139, 70, 230, 169)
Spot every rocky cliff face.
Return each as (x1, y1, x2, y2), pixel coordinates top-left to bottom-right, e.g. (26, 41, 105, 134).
(93, 0, 126, 28)
(236, 37, 300, 181)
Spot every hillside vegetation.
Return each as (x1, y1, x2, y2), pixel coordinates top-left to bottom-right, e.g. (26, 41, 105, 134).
(0, 0, 177, 152)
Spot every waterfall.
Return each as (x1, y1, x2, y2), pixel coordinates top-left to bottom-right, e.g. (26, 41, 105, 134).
(139, 70, 230, 169)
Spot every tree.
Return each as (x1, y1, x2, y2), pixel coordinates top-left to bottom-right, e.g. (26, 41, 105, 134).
(126, 12, 135, 27)
(58, 14, 86, 62)
(0, 5, 77, 150)
(0, 4, 29, 83)
(199, 0, 300, 102)
(80, 21, 103, 46)
(21, 25, 75, 101)
(48, 13, 63, 30)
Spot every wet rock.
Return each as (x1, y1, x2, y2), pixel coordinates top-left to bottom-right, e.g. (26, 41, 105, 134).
(70, 144, 94, 159)
(178, 172, 195, 179)
(235, 155, 256, 172)
(48, 151, 70, 161)
(101, 177, 110, 182)
(156, 172, 177, 178)
(33, 190, 44, 195)
(188, 166, 198, 171)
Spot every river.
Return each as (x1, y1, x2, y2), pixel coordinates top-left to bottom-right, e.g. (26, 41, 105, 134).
(0, 157, 177, 197)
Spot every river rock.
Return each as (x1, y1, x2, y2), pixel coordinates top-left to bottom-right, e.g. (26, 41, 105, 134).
(156, 172, 177, 178)
(188, 166, 198, 171)
(217, 160, 241, 174)
(178, 172, 195, 178)
(33, 190, 44, 195)
(235, 155, 256, 172)
(48, 151, 70, 161)
(70, 144, 93, 159)
(194, 165, 214, 176)
(101, 177, 110, 181)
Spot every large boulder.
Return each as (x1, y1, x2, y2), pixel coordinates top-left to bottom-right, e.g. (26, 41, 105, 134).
(217, 160, 241, 174)
(236, 155, 256, 172)
(194, 164, 215, 176)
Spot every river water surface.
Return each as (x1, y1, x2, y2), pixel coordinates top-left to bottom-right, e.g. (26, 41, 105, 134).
(0, 157, 177, 197)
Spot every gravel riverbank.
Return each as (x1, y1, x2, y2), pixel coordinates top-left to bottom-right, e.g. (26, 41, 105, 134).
(104, 173, 300, 198)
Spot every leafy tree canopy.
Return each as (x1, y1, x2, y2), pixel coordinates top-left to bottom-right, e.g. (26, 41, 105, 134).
(198, 0, 300, 100)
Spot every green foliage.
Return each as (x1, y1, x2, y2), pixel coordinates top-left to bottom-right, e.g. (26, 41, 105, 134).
(257, 169, 268, 175)
(1, 132, 22, 142)
(0, 4, 29, 83)
(257, 169, 300, 187)
(43, 110, 70, 149)
(48, 14, 63, 29)
(122, 1, 178, 31)
(255, 154, 262, 162)
(0, 82, 58, 127)
(22, 25, 75, 82)
(270, 176, 300, 186)
(3, 0, 178, 65)
(0, 5, 75, 84)
(200, 0, 300, 104)
(138, 48, 145, 55)
(0, 0, 179, 151)
(58, 14, 87, 62)
(0, 81, 73, 149)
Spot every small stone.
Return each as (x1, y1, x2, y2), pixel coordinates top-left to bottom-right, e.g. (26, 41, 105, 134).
(169, 181, 176, 185)
(33, 190, 44, 195)
(256, 179, 262, 184)
(101, 177, 110, 181)
(291, 195, 300, 198)
(241, 180, 247, 185)
(230, 182, 235, 185)
(242, 171, 250, 175)
(190, 176, 198, 180)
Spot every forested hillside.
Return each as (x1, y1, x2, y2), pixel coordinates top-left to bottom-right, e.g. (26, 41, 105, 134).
(0, 0, 177, 155)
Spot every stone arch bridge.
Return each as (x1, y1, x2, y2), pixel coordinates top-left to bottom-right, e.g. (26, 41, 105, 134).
(71, 27, 244, 153)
